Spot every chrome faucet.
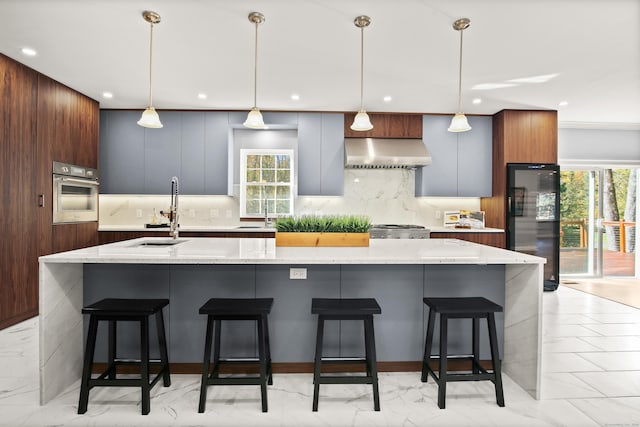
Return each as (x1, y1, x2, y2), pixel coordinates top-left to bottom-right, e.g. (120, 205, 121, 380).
(160, 176, 179, 239)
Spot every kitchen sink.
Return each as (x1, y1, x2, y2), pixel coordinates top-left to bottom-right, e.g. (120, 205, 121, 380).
(131, 238, 186, 247)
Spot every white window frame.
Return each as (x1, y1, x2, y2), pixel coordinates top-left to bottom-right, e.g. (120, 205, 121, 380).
(240, 149, 295, 218)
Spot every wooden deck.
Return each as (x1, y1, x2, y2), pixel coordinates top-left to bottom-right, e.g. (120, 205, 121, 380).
(560, 248, 636, 276)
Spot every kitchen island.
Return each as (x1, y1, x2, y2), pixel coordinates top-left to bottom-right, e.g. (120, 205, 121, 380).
(39, 237, 544, 405)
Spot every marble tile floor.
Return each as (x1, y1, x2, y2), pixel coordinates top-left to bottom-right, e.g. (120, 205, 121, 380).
(2, 286, 640, 426)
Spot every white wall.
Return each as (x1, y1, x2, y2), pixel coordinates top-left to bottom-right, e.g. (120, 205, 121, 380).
(559, 128, 640, 165)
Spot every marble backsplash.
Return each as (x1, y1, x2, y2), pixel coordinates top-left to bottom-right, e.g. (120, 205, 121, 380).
(99, 169, 480, 228)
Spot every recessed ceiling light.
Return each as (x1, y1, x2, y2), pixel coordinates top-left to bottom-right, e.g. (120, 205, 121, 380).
(383, 96, 392, 102)
(291, 94, 300, 100)
(558, 101, 569, 107)
(102, 92, 113, 99)
(472, 98, 482, 104)
(21, 47, 36, 56)
(197, 93, 207, 99)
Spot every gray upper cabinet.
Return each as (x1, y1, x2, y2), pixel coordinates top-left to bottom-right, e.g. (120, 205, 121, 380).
(415, 115, 492, 197)
(457, 116, 492, 196)
(144, 111, 181, 194)
(204, 112, 229, 195)
(100, 110, 145, 194)
(180, 112, 206, 194)
(298, 113, 344, 196)
(100, 110, 229, 195)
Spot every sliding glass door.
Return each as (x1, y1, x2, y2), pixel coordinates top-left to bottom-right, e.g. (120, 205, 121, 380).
(560, 167, 637, 277)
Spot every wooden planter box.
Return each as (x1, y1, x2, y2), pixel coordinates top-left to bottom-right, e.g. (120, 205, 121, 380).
(275, 232, 370, 247)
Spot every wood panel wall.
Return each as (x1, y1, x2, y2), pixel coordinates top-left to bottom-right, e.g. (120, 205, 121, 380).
(343, 113, 423, 138)
(0, 53, 99, 330)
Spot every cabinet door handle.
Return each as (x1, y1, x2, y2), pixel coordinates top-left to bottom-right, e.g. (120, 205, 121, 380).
(38, 194, 45, 207)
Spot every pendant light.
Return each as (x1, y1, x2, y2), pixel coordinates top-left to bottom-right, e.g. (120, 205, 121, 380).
(350, 15, 373, 131)
(244, 12, 267, 129)
(137, 11, 163, 128)
(447, 18, 472, 133)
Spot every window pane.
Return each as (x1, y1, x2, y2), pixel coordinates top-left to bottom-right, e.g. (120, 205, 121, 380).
(246, 185, 262, 200)
(261, 155, 275, 168)
(262, 169, 275, 183)
(276, 170, 290, 183)
(246, 155, 260, 169)
(246, 169, 260, 183)
(266, 199, 276, 214)
(276, 155, 290, 169)
(246, 199, 261, 215)
(264, 186, 275, 198)
(276, 200, 290, 214)
(276, 186, 290, 199)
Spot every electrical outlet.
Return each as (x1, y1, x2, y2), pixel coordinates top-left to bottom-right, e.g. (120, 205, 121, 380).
(136, 209, 143, 218)
(210, 209, 219, 218)
(189, 209, 196, 218)
(289, 268, 307, 280)
(435, 210, 442, 219)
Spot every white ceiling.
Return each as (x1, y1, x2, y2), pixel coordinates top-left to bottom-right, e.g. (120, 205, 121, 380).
(1, 0, 638, 129)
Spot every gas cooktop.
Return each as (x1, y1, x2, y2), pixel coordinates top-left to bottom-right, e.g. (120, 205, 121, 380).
(370, 224, 430, 239)
(371, 224, 427, 230)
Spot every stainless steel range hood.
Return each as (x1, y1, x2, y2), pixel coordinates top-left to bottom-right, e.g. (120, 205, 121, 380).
(344, 138, 431, 169)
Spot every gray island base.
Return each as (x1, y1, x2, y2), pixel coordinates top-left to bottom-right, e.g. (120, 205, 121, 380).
(39, 238, 544, 405)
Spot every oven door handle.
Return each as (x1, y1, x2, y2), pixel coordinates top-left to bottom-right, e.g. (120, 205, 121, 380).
(58, 177, 100, 186)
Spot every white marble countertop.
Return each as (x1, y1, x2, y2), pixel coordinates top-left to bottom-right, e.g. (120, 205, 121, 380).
(429, 226, 504, 233)
(40, 237, 543, 265)
(98, 224, 275, 232)
(98, 225, 503, 233)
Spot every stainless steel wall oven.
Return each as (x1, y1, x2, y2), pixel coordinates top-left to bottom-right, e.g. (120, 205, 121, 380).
(52, 161, 99, 223)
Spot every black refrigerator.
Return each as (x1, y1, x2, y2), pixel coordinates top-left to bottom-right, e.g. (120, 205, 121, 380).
(506, 163, 560, 292)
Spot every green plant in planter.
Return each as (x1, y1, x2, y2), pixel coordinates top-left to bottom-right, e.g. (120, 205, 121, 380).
(275, 215, 371, 233)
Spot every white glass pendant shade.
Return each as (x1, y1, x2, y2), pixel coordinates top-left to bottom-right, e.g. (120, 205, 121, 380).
(350, 110, 373, 131)
(243, 107, 266, 129)
(137, 107, 163, 128)
(447, 112, 471, 132)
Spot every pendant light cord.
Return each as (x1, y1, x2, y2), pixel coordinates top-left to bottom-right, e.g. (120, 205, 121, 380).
(148, 22, 154, 108)
(359, 25, 364, 111)
(456, 29, 463, 113)
(253, 20, 259, 109)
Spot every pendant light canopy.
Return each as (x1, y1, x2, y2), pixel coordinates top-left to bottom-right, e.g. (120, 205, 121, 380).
(350, 15, 373, 132)
(244, 12, 267, 129)
(447, 18, 472, 133)
(138, 10, 163, 129)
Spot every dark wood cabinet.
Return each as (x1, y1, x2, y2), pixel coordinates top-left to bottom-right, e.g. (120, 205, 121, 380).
(430, 232, 506, 249)
(480, 109, 558, 247)
(52, 223, 99, 254)
(0, 54, 39, 329)
(343, 113, 422, 138)
(0, 53, 99, 330)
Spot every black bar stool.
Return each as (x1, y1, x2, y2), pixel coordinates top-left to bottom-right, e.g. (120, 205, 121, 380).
(421, 296, 505, 409)
(311, 298, 381, 412)
(198, 298, 273, 413)
(78, 298, 171, 415)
